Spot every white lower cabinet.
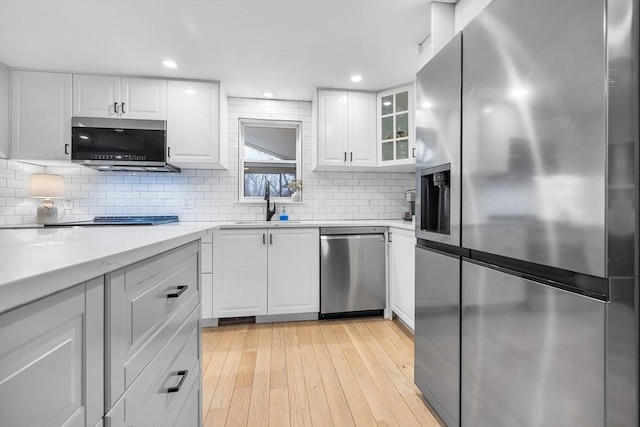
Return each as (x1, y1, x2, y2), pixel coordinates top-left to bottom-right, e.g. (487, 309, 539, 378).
(212, 227, 319, 318)
(267, 228, 320, 315)
(105, 241, 201, 427)
(0, 277, 104, 427)
(201, 234, 213, 319)
(389, 227, 416, 330)
(212, 228, 269, 317)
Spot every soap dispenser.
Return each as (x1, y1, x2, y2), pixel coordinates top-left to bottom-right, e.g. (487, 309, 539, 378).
(279, 207, 289, 221)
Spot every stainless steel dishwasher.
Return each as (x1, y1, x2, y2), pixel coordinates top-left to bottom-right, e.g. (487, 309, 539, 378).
(320, 227, 386, 318)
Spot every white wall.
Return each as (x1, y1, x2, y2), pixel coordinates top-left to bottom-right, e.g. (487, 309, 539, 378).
(0, 97, 414, 225)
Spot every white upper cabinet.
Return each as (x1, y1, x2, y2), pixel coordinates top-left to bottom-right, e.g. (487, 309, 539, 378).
(73, 74, 167, 120)
(167, 80, 227, 169)
(11, 70, 72, 163)
(377, 83, 415, 168)
(316, 89, 376, 169)
(0, 62, 10, 159)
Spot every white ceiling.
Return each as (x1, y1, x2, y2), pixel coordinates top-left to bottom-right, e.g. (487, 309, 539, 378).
(0, 0, 432, 101)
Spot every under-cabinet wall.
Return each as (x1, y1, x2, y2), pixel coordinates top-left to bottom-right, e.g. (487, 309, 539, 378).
(1, 97, 413, 226)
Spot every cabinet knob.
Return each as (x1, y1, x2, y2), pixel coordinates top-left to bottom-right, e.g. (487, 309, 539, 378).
(412, 147, 416, 158)
(350, 152, 353, 162)
(344, 152, 347, 162)
(64, 143, 69, 155)
(113, 102, 118, 114)
(121, 102, 126, 114)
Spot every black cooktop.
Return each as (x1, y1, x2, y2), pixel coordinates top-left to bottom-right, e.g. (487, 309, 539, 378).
(44, 215, 180, 227)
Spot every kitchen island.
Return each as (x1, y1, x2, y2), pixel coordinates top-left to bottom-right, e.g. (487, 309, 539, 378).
(0, 219, 414, 427)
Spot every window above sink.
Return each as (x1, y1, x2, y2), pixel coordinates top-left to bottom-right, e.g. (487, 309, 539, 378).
(238, 118, 302, 202)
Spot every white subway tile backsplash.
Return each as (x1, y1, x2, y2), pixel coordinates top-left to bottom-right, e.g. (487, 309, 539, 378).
(1, 97, 414, 223)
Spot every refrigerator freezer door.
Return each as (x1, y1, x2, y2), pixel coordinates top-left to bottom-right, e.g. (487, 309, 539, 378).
(415, 246, 460, 427)
(461, 260, 605, 427)
(461, 0, 607, 276)
(415, 33, 462, 246)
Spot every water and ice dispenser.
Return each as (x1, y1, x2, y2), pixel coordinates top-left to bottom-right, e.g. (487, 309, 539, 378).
(420, 164, 451, 235)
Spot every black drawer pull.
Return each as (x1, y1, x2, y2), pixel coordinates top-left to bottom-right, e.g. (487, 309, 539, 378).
(167, 285, 188, 298)
(167, 370, 188, 393)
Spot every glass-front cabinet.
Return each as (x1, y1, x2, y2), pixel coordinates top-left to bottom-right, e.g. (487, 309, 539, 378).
(377, 83, 414, 167)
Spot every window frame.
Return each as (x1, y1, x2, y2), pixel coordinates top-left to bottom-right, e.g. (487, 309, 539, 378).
(238, 118, 302, 202)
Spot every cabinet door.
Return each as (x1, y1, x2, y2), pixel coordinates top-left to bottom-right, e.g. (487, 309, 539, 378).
(213, 229, 268, 317)
(0, 278, 104, 427)
(167, 81, 220, 167)
(121, 77, 167, 120)
(11, 70, 72, 161)
(347, 91, 377, 167)
(389, 229, 415, 329)
(73, 74, 120, 117)
(268, 228, 320, 315)
(0, 62, 9, 159)
(317, 90, 348, 166)
(378, 84, 415, 166)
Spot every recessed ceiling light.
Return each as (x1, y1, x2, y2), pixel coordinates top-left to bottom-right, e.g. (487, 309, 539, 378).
(351, 74, 363, 83)
(162, 59, 177, 69)
(263, 91, 275, 98)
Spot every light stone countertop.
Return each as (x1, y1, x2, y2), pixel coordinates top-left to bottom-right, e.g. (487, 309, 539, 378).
(0, 220, 415, 314)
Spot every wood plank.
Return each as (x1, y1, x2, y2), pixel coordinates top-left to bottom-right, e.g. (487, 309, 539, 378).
(207, 325, 247, 425)
(270, 323, 288, 390)
(248, 324, 273, 427)
(226, 387, 252, 426)
(364, 320, 414, 383)
(284, 323, 313, 427)
(309, 323, 356, 427)
(202, 325, 237, 424)
(296, 322, 334, 426)
(320, 322, 377, 426)
(352, 320, 415, 395)
(202, 327, 221, 372)
(269, 388, 291, 427)
(343, 321, 421, 427)
(331, 323, 399, 427)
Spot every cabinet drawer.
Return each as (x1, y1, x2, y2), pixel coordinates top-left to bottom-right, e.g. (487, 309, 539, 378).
(108, 242, 199, 406)
(106, 307, 200, 427)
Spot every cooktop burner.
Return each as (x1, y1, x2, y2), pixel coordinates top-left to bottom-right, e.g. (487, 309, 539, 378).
(45, 215, 180, 227)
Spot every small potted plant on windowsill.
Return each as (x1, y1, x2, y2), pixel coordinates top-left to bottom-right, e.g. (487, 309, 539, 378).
(287, 180, 303, 202)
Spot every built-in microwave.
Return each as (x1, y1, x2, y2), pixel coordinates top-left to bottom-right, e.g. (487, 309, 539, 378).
(71, 117, 179, 172)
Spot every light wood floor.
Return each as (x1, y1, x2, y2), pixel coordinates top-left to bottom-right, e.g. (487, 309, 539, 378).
(201, 317, 441, 427)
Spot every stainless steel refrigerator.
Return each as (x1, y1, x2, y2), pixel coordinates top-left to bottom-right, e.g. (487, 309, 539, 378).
(414, 0, 639, 426)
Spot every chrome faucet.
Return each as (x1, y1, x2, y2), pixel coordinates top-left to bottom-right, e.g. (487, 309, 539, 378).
(264, 182, 276, 221)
